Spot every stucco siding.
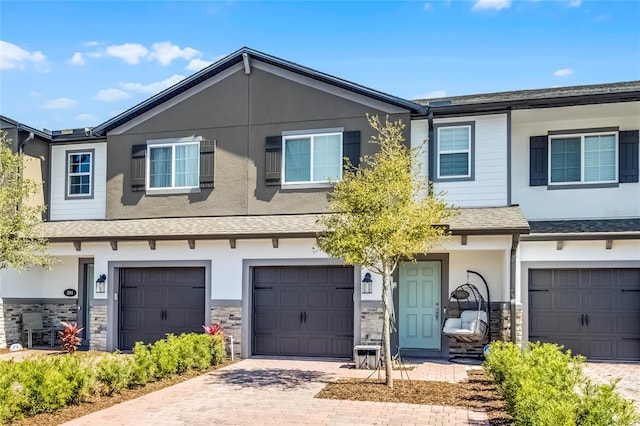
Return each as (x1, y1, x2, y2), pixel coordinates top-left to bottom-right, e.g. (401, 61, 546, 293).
(511, 102, 640, 220)
(50, 142, 106, 220)
(105, 66, 410, 219)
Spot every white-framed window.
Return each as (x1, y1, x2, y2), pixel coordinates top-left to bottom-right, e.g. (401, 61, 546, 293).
(282, 132, 343, 184)
(67, 151, 93, 198)
(436, 125, 472, 179)
(146, 137, 200, 190)
(549, 133, 617, 184)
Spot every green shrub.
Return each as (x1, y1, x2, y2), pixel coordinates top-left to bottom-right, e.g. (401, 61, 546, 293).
(578, 379, 639, 426)
(0, 355, 95, 421)
(131, 342, 155, 385)
(150, 336, 180, 379)
(209, 334, 226, 365)
(96, 353, 134, 395)
(484, 342, 639, 426)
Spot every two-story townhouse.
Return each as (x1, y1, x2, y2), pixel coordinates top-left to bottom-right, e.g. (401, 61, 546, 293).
(1, 48, 637, 362)
(412, 82, 640, 360)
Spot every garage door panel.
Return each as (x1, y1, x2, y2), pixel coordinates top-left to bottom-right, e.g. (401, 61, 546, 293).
(119, 267, 205, 350)
(307, 338, 328, 356)
(254, 313, 276, 331)
(280, 290, 301, 307)
(586, 340, 614, 359)
(279, 336, 302, 354)
(619, 341, 640, 360)
(333, 338, 353, 358)
(618, 317, 640, 335)
(332, 314, 353, 334)
(279, 312, 303, 331)
(588, 270, 614, 288)
(307, 267, 328, 284)
(307, 290, 329, 308)
(255, 289, 276, 307)
(583, 292, 614, 310)
(554, 292, 581, 310)
(254, 335, 275, 354)
(529, 268, 640, 361)
(333, 290, 353, 308)
(618, 270, 640, 289)
(618, 293, 640, 310)
(253, 266, 353, 358)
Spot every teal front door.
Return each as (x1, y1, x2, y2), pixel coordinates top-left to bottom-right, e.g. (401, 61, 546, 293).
(399, 261, 441, 350)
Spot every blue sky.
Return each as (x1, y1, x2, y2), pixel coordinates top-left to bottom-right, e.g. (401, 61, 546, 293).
(1, 0, 639, 131)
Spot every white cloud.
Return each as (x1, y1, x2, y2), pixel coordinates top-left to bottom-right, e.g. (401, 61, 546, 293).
(40, 97, 78, 109)
(120, 74, 186, 94)
(76, 113, 98, 123)
(554, 68, 574, 77)
(70, 52, 85, 66)
(29, 91, 42, 97)
(185, 58, 214, 71)
(87, 51, 103, 58)
(568, 0, 581, 7)
(95, 88, 130, 102)
(84, 41, 101, 47)
(472, 0, 511, 11)
(106, 43, 149, 64)
(0, 40, 48, 72)
(414, 90, 447, 99)
(424, 2, 432, 10)
(149, 41, 200, 66)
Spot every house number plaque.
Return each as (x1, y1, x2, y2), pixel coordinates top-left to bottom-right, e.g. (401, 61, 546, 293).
(64, 289, 77, 297)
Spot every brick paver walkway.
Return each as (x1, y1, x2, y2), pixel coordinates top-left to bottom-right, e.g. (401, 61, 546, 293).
(63, 358, 489, 425)
(583, 362, 640, 413)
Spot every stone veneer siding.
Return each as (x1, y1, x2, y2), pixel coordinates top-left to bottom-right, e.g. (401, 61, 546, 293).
(447, 302, 521, 357)
(210, 302, 242, 358)
(0, 300, 78, 348)
(360, 302, 383, 345)
(89, 302, 107, 351)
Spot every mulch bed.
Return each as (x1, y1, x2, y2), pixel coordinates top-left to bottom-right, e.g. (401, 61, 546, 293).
(315, 369, 513, 425)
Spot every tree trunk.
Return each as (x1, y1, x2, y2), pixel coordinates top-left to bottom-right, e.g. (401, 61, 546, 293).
(381, 264, 393, 389)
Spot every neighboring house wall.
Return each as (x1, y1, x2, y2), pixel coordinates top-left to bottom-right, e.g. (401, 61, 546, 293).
(411, 114, 508, 207)
(49, 142, 107, 221)
(105, 64, 410, 220)
(511, 102, 640, 220)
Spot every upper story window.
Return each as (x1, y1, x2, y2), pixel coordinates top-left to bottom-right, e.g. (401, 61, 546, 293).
(147, 138, 200, 190)
(433, 122, 475, 181)
(66, 150, 93, 199)
(550, 133, 617, 184)
(282, 132, 343, 184)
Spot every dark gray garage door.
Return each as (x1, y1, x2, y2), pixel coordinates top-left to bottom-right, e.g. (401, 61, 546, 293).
(119, 267, 205, 350)
(529, 268, 640, 360)
(253, 266, 354, 357)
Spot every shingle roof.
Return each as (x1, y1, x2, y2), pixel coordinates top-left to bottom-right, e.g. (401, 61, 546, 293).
(528, 219, 640, 237)
(38, 207, 529, 242)
(91, 47, 423, 136)
(413, 81, 640, 107)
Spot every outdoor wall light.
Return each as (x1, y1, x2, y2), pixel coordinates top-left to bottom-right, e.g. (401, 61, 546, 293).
(362, 272, 373, 294)
(96, 274, 107, 294)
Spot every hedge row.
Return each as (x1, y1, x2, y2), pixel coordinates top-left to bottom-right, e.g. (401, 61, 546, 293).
(484, 341, 639, 426)
(0, 333, 225, 422)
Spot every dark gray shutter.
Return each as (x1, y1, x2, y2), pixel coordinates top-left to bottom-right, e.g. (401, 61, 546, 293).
(619, 130, 639, 183)
(343, 130, 361, 171)
(530, 135, 548, 186)
(265, 136, 282, 186)
(199, 139, 215, 189)
(131, 144, 146, 192)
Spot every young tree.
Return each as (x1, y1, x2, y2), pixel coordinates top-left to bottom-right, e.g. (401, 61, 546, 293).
(0, 131, 51, 270)
(317, 115, 454, 388)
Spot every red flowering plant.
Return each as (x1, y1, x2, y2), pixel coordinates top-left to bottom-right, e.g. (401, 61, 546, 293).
(59, 321, 84, 353)
(202, 323, 223, 336)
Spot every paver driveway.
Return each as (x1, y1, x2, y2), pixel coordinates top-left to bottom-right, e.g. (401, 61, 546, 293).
(63, 358, 489, 426)
(583, 362, 640, 413)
